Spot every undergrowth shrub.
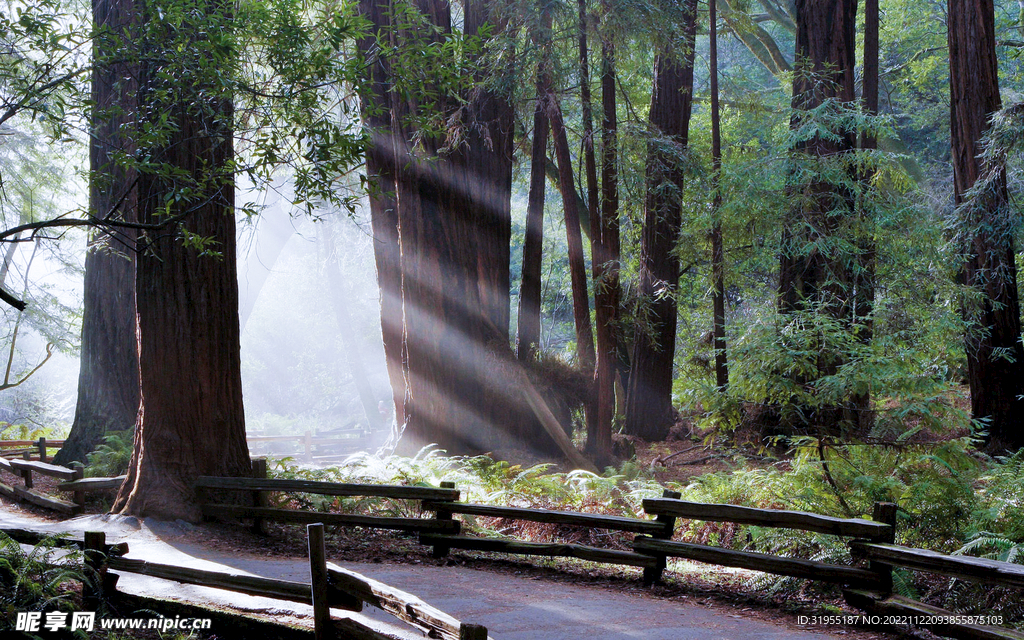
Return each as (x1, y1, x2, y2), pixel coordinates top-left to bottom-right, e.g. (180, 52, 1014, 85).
(84, 431, 134, 478)
(0, 532, 90, 639)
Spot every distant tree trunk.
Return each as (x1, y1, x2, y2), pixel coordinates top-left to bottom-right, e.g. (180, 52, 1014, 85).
(710, 0, 728, 390)
(576, 0, 609, 461)
(775, 0, 857, 435)
(851, 0, 879, 432)
(779, 0, 857, 313)
(516, 85, 549, 364)
(358, 0, 405, 429)
(55, 0, 140, 466)
(591, 20, 618, 462)
(113, 1, 249, 521)
(547, 93, 597, 384)
(625, 0, 698, 441)
(949, 0, 1024, 453)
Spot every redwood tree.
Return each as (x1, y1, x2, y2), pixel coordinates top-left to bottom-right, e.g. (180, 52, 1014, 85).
(592, 9, 619, 461)
(360, 0, 518, 454)
(55, 0, 140, 466)
(625, 0, 698, 441)
(948, 0, 1024, 453)
(113, 0, 250, 520)
(774, 0, 858, 435)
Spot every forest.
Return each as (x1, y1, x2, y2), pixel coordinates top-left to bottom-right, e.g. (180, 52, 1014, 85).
(3, 0, 1024, 623)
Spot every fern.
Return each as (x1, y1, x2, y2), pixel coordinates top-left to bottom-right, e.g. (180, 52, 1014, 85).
(85, 431, 135, 478)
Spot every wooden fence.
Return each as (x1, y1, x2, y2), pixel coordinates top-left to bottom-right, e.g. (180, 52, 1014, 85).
(0, 437, 63, 461)
(191, 473, 1021, 640)
(0, 523, 490, 640)
(2, 441, 1021, 639)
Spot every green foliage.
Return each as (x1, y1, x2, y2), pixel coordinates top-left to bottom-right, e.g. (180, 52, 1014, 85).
(0, 532, 90, 638)
(84, 430, 134, 478)
(268, 446, 671, 528)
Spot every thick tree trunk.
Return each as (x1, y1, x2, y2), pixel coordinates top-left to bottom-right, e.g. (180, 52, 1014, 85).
(370, 0, 520, 455)
(949, 0, 1024, 453)
(779, 0, 857, 313)
(114, 1, 249, 521)
(358, 0, 406, 430)
(625, 0, 698, 441)
(775, 0, 857, 435)
(463, 0, 514, 342)
(55, 0, 140, 466)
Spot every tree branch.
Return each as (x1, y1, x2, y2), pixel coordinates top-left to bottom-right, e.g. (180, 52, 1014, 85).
(0, 287, 26, 310)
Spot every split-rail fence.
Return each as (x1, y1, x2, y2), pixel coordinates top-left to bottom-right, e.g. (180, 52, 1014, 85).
(1, 440, 1021, 640)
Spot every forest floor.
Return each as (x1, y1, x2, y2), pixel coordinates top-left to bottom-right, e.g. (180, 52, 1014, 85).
(0, 442, 932, 640)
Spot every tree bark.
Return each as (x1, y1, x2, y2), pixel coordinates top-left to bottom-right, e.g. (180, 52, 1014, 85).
(113, 0, 249, 521)
(358, 0, 406, 431)
(625, 0, 698, 441)
(948, 0, 1024, 453)
(516, 86, 549, 364)
(55, 0, 140, 466)
(591, 18, 618, 463)
(547, 93, 597, 379)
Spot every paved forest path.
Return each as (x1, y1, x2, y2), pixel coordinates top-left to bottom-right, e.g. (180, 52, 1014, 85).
(0, 506, 888, 640)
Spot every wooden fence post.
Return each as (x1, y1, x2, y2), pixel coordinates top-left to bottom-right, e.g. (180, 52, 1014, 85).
(869, 501, 897, 593)
(643, 489, 681, 587)
(36, 437, 47, 463)
(251, 458, 268, 535)
(307, 523, 332, 640)
(83, 531, 105, 610)
(21, 451, 32, 488)
(431, 481, 457, 559)
(459, 623, 488, 640)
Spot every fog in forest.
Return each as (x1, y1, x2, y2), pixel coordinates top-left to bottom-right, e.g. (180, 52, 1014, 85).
(0, 177, 397, 446)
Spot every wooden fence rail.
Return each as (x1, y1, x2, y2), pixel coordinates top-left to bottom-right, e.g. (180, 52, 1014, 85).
(0, 438, 64, 461)
(195, 472, 461, 536)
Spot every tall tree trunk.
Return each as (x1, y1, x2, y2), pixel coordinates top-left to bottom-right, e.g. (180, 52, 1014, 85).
(710, 0, 728, 390)
(949, 0, 1024, 453)
(625, 0, 698, 441)
(779, 0, 857, 313)
(591, 18, 618, 462)
(851, 0, 879, 432)
(358, 0, 405, 430)
(516, 85, 549, 363)
(547, 93, 597, 382)
(55, 0, 140, 466)
(577, 0, 608, 460)
(775, 0, 857, 435)
(114, 0, 249, 521)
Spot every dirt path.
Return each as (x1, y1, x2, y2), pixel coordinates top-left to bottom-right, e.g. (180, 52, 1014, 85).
(0, 505, 893, 640)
